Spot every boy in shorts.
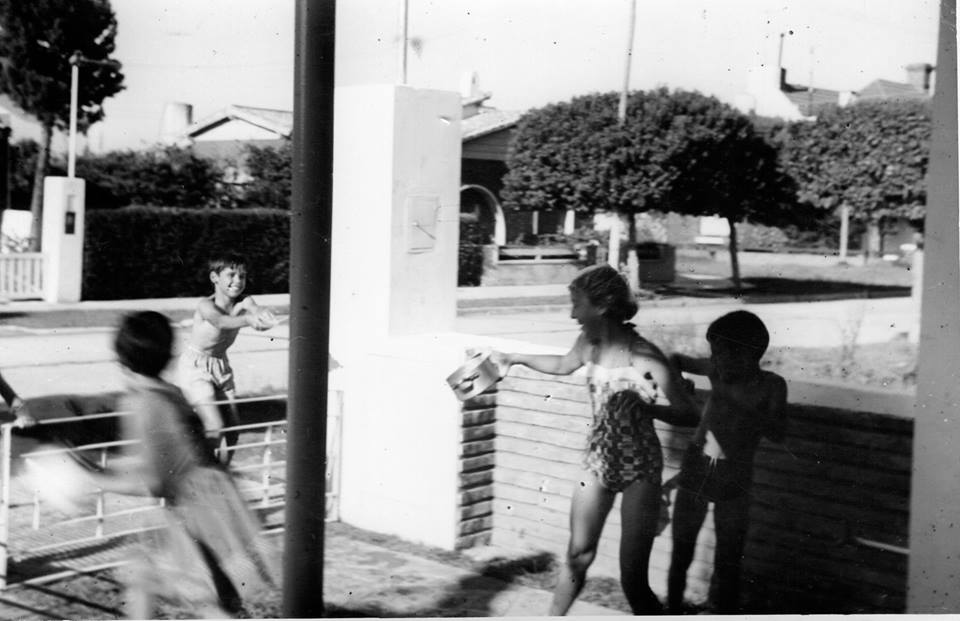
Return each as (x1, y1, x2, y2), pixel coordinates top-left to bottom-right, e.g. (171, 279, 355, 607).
(179, 253, 275, 463)
(666, 310, 787, 614)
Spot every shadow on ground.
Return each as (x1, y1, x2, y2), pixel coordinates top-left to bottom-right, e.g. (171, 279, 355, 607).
(325, 552, 556, 618)
(657, 277, 910, 302)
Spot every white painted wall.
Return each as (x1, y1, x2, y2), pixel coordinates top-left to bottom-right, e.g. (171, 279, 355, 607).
(331, 85, 466, 549)
(41, 177, 85, 303)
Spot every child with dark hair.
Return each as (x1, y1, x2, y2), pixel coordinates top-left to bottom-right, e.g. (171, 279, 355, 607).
(92, 311, 278, 619)
(666, 310, 788, 614)
(489, 265, 700, 614)
(179, 253, 276, 463)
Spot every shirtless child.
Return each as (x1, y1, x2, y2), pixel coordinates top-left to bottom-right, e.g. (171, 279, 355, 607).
(666, 310, 787, 614)
(179, 254, 275, 463)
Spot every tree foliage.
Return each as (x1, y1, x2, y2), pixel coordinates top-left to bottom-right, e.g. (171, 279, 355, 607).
(239, 141, 292, 209)
(0, 0, 125, 246)
(76, 146, 222, 209)
(769, 100, 931, 224)
(502, 88, 801, 289)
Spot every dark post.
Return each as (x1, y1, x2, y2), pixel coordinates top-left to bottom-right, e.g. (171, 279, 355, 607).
(284, 0, 335, 617)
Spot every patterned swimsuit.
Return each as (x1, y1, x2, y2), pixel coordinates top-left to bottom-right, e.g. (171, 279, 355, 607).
(583, 363, 664, 491)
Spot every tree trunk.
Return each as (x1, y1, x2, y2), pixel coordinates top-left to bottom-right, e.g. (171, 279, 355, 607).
(28, 123, 52, 251)
(862, 219, 881, 265)
(727, 217, 742, 294)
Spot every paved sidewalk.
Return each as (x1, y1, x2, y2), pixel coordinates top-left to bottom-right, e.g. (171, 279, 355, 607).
(0, 521, 622, 618)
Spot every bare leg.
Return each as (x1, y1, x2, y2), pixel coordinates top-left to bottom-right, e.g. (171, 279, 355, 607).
(667, 487, 709, 612)
(712, 493, 751, 613)
(549, 472, 616, 616)
(218, 388, 240, 466)
(619, 478, 664, 614)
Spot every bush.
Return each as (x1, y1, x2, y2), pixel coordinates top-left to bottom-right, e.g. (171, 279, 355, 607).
(458, 220, 484, 286)
(236, 142, 292, 209)
(83, 206, 290, 300)
(76, 146, 222, 209)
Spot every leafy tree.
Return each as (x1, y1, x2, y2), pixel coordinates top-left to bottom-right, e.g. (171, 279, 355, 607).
(503, 88, 801, 290)
(0, 0, 125, 248)
(239, 141, 292, 209)
(76, 146, 222, 209)
(769, 100, 931, 258)
(663, 91, 800, 289)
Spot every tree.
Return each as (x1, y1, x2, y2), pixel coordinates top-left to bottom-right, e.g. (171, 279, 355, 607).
(770, 100, 931, 260)
(502, 89, 682, 231)
(663, 92, 800, 290)
(0, 0, 124, 248)
(240, 141, 292, 209)
(502, 88, 800, 290)
(76, 146, 222, 209)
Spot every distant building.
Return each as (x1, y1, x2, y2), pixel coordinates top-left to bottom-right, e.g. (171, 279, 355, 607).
(169, 75, 524, 246)
(736, 62, 934, 119)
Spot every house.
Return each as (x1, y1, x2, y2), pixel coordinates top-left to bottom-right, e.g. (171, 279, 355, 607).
(168, 75, 524, 247)
(734, 62, 934, 257)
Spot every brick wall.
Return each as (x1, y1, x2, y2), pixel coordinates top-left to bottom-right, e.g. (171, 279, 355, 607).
(489, 366, 913, 614)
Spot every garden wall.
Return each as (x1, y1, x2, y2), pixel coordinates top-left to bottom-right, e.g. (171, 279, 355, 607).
(490, 367, 913, 614)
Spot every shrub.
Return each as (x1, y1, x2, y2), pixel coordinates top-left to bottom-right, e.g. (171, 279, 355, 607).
(458, 220, 484, 286)
(83, 206, 289, 300)
(237, 142, 292, 209)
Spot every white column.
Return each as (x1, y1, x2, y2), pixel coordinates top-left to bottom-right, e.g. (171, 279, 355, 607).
(41, 177, 85, 303)
(907, 0, 960, 611)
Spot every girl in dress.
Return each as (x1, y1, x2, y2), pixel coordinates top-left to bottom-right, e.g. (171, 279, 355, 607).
(490, 265, 699, 614)
(91, 311, 278, 619)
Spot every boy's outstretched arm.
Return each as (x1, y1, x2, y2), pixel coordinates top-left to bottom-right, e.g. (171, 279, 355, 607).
(669, 353, 712, 376)
(197, 298, 260, 330)
(762, 374, 789, 443)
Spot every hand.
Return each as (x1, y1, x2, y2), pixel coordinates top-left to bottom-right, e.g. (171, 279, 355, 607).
(486, 350, 513, 379)
(11, 399, 36, 428)
(249, 309, 278, 331)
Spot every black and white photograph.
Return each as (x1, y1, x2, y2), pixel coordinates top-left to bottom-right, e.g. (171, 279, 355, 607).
(0, 0, 956, 617)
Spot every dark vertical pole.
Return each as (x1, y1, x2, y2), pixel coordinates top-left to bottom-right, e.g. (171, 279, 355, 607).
(284, 0, 335, 617)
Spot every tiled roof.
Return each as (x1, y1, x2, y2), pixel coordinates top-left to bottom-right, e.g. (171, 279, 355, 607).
(782, 85, 841, 116)
(185, 104, 293, 139)
(461, 107, 521, 141)
(183, 101, 520, 143)
(857, 79, 929, 101)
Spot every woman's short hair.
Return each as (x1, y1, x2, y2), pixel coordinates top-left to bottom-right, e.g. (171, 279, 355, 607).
(569, 264, 638, 322)
(114, 311, 174, 377)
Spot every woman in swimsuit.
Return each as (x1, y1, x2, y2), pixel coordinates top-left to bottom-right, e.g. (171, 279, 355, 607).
(490, 265, 699, 614)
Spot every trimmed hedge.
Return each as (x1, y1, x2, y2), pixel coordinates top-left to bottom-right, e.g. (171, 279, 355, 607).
(83, 206, 290, 300)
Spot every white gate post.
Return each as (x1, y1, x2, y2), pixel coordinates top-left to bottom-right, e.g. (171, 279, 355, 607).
(41, 177, 85, 303)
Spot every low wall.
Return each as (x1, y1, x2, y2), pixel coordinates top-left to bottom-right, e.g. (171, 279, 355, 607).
(480, 245, 584, 287)
(490, 368, 913, 614)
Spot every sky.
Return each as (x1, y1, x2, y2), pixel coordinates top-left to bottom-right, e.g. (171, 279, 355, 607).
(2, 0, 943, 153)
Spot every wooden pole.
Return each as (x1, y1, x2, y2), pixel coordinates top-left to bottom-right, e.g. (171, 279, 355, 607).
(284, 0, 335, 617)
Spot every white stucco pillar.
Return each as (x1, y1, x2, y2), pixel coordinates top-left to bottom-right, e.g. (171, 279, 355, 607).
(330, 85, 467, 550)
(41, 176, 85, 303)
(907, 0, 960, 611)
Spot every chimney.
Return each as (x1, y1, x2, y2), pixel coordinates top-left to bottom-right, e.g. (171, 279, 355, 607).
(905, 63, 934, 92)
(159, 101, 194, 145)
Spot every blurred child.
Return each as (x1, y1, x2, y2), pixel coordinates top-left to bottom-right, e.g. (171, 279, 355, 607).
(92, 311, 278, 619)
(179, 253, 275, 462)
(489, 265, 699, 614)
(666, 310, 787, 614)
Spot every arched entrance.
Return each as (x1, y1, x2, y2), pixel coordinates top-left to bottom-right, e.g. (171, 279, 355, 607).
(459, 184, 505, 246)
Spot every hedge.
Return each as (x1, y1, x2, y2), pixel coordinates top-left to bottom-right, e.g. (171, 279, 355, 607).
(83, 206, 290, 300)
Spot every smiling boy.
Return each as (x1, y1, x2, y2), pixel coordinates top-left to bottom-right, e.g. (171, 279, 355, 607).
(178, 253, 275, 463)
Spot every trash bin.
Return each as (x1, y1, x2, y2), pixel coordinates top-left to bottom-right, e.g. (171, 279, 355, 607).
(634, 242, 676, 284)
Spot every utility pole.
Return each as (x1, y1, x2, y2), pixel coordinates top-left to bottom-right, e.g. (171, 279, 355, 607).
(611, 0, 637, 272)
(399, 0, 409, 83)
(284, 0, 335, 617)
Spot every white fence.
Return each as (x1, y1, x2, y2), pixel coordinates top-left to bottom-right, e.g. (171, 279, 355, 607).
(0, 253, 43, 300)
(0, 391, 343, 589)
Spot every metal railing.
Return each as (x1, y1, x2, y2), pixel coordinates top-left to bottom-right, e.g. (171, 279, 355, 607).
(0, 390, 343, 589)
(0, 252, 43, 300)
